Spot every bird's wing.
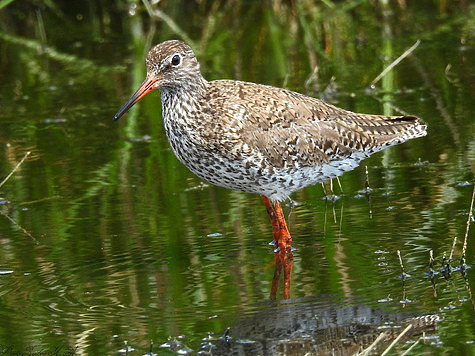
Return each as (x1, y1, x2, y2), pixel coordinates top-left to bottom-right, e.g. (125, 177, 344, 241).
(206, 80, 426, 168)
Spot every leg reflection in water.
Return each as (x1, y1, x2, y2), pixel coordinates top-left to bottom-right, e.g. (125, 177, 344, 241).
(262, 196, 294, 300)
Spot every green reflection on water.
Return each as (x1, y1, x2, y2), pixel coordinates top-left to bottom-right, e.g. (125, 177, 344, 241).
(0, 1, 473, 354)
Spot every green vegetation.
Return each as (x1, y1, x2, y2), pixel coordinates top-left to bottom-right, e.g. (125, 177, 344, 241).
(0, 1, 473, 354)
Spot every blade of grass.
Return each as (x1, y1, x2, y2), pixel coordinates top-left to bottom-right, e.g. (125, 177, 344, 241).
(0, 151, 30, 189)
(0, 0, 15, 10)
(142, 0, 196, 50)
(361, 332, 388, 355)
(369, 40, 421, 88)
(381, 324, 413, 356)
(462, 183, 474, 257)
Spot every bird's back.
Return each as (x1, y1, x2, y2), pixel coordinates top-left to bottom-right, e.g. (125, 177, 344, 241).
(204, 79, 427, 169)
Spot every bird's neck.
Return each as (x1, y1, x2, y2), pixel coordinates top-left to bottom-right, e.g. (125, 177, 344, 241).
(160, 76, 208, 111)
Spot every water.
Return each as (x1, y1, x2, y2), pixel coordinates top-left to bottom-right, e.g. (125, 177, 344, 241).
(0, 1, 474, 355)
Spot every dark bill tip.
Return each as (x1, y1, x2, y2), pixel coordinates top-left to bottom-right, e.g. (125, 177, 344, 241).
(113, 77, 158, 121)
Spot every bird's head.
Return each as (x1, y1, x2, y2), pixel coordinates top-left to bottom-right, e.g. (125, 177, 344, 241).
(113, 40, 203, 121)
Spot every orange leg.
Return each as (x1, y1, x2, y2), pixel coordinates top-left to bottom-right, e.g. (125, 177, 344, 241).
(262, 196, 294, 300)
(273, 201, 292, 252)
(261, 195, 280, 245)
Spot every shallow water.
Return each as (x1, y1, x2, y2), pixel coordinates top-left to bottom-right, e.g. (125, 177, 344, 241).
(0, 1, 474, 355)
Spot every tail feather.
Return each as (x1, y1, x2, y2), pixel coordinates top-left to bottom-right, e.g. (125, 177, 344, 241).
(368, 115, 427, 147)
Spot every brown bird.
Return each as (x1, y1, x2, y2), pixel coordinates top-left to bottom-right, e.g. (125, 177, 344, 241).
(114, 40, 426, 257)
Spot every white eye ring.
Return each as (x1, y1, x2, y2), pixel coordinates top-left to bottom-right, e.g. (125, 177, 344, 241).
(171, 54, 181, 66)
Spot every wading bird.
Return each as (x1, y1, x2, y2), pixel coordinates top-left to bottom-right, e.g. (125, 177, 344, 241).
(114, 40, 426, 298)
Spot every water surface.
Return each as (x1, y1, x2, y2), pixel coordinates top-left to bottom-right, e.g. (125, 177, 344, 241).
(0, 1, 474, 355)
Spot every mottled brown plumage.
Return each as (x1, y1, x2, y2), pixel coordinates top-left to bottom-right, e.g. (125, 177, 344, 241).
(114, 40, 427, 255)
(114, 39, 426, 202)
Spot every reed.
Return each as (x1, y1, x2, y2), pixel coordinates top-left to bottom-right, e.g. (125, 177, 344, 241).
(0, 151, 30, 189)
(461, 183, 474, 264)
(381, 324, 412, 356)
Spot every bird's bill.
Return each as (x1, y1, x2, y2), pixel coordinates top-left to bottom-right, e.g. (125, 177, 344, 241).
(113, 77, 158, 121)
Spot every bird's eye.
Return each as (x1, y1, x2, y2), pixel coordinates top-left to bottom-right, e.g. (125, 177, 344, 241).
(171, 54, 181, 66)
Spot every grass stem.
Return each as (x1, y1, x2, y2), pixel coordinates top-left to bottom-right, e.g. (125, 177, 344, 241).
(369, 40, 421, 88)
(381, 324, 412, 356)
(361, 332, 387, 355)
(462, 183, 474, 258)
(449, 236, 457, 261)
(0, 151, 30, 189)
(398, 250, 405, 276)
(401, 337, 420, 356)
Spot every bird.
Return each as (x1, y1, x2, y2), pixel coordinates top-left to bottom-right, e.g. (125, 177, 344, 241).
(113, 40, 427, 254)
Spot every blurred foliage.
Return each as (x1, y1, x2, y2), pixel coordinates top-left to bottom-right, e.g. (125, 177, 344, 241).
(0, 0, 473, 354)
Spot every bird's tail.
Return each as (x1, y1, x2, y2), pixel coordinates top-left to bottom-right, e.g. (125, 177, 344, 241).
(358, 115, 427, 148)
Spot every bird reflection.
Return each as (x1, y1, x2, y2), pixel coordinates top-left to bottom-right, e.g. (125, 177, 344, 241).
(270, 248, 294, 300)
